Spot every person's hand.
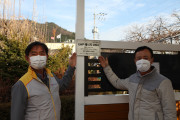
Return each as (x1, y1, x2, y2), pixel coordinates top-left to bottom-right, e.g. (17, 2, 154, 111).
(69, 53, 77, 68)
(98, 56, 109, 68)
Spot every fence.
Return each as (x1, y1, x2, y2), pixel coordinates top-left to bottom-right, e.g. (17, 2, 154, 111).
(75, 40, 180, 120)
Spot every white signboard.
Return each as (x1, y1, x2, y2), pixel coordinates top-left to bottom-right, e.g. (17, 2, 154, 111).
(76, 40, 101, 56)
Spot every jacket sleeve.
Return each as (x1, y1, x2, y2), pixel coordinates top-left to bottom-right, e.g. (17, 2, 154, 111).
(11, 81, 28, 120)
(158, 79, 177, 120)
(103, 65, 129, 90)
(53, 66, 75, 91)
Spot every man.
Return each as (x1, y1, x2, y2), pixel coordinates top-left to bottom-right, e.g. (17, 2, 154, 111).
(11, 41, 76, 120)
(98, 46, 176, 120)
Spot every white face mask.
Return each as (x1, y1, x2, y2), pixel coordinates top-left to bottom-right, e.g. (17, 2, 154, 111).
(136, 59, 151, 72)
(30, 55, 47, 69)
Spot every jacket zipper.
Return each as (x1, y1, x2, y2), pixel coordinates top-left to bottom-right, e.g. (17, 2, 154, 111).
(133, 82, 139, 120)
(133, 78, 144, 120)
(36, 78, 57, 120)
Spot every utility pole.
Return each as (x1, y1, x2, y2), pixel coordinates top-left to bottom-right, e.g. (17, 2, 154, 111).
(92, 12, 98, 40)
(18, 0, 21, 19)
(32, 0, 37, 21)
(13, 0, 15, 19)
(3, 0, 6, 19)
(92, 10, 107, 40)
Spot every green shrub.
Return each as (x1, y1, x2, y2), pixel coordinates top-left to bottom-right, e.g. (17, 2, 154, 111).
(0, 103, 10, 120)
(60, 95, 75, 120)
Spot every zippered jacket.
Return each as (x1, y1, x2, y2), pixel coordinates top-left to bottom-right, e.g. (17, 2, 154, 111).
(11, 66, 75, 120)
(103, 65, 176, 120)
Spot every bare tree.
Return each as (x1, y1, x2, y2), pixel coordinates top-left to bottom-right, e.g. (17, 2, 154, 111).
(126, 11, 180, 44)
(0, 0, 47, 43)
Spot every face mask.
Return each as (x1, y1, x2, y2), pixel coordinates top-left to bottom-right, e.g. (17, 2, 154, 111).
(136, 59, 150, 72)
(30, 55, 47, 69)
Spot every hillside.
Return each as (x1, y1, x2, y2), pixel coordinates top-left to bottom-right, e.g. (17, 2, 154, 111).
(37, 22, 75, 42)
(0, 19, 75, 43)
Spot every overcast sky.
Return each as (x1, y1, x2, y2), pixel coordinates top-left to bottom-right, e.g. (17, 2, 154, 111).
(9, 0, 180, 41)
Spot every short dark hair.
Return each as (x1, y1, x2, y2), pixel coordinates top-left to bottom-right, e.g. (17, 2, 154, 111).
(25, 41, 48, 56)
(134, 46, 154, 58)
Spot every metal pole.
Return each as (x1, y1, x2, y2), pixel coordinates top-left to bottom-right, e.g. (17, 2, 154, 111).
(75, 0, 85, 120)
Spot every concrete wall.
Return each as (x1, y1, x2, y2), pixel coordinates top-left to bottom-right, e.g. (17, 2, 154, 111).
(45, 43, 75, 53)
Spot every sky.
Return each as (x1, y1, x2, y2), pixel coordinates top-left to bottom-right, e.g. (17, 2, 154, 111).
(3, 0, 180, 41)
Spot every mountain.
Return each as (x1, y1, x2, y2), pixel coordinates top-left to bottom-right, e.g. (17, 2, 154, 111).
(37, 22, 75, 43)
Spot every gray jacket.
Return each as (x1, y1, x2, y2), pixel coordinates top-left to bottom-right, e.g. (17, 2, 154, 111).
(104, 65, 176, 120)
(11, 66, 75, 120)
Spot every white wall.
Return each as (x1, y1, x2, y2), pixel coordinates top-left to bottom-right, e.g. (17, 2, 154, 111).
(45, 43, 75, 53)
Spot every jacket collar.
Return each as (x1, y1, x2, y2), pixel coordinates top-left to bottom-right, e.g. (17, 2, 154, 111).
(28, 66, 53, 79)
(137, 66, 157, 77)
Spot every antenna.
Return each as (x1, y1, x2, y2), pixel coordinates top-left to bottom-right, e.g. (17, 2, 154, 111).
(92, 8, 107, 40)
